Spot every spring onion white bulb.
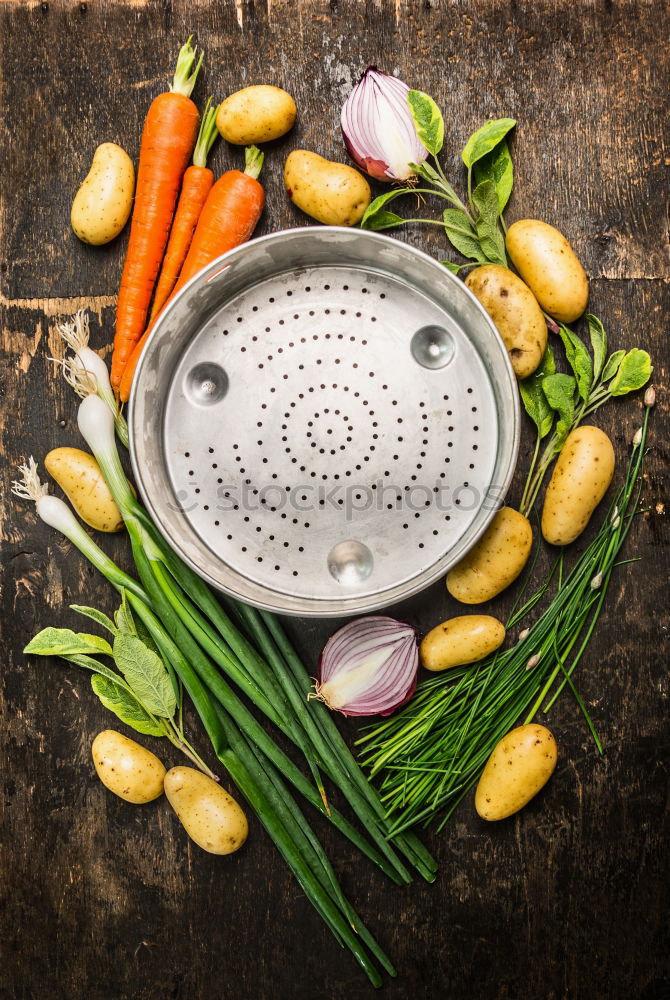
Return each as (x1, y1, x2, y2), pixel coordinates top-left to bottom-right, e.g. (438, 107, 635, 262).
(340, 68, 429, 183)
(316, 616, 419, 717)
(57, 311, 129, 448)
(12, 458, 147, 601)
(77, 395, 135, 515)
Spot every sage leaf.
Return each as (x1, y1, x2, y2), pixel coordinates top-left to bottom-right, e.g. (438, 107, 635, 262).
(601, 349, 626, 382)
(586, 315, 607, 381)
(443, 209, 487, 262)
(543, 373, 577, 448)
(473, 139, 514, 213)
(114, 591, 136, 636)
(519, 345, 556, 439)
(407, 90, 444, 156)
(412, 160, 444, 187)
(61, 652, 135, 689)
(558, 324, 593, 402)
(90, 675, 165, 737)
(24, 628, 113, 659)
(113, 633, 176, 719)
(362, 210, 405, 231)
(472, 180, 506, 265)
(441, 260, 472, 274)
(70, 605, 117, 635)
(361, 188, 412, 230)
(608, 348, 652, 396)
(462, 118, 516, 169)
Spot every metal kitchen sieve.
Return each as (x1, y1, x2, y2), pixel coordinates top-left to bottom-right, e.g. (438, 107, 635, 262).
(129, 227, 520, 617)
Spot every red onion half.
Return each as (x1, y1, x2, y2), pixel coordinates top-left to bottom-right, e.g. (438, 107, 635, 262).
(340, 67, 429, 183)
(315, 616, 419, 717)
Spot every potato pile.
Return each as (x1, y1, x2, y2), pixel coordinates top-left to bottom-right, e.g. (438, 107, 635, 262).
(92, 730, 248, 856)
(467, 219, 589, 379)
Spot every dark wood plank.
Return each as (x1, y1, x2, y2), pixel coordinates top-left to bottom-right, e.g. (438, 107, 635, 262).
(1, 2, 668, 998)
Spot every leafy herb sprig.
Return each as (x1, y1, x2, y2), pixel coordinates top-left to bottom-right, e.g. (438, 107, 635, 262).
(25, 591, 216, 777)
(519, 317, 652, 514)
(361, 91, 514, 272)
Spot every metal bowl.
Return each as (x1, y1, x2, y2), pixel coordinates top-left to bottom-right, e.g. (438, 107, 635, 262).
(129, 227, 520, 617)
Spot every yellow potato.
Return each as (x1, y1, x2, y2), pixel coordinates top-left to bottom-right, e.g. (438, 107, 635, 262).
(446, 507, 533, 604)
(284, 150, 371, 226)
(475, 724, 558, 821)
(216, 85, 297, 145)
(71, 142, 134, 245)
(164, 766, 248, 855)
(541, 425, 615, 545)
(420, 615, 506, 671)
(465, 265, 547, 379)
(45, 447, 123, 532)
(506, 219, 589, 323)
(92, 730, 166, 804)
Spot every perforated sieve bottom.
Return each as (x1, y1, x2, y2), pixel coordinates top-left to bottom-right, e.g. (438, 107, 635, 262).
(163, 264, 500, 604)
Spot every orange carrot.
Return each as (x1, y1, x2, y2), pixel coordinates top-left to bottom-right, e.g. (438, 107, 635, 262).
(119, 147, 265, 402)
(147, 98, 220, 325)
(110, 38, 203, 392)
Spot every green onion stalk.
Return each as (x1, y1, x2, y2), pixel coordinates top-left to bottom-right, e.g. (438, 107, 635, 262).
(13, 460, 394, 986)
(358, 399, 654, 835)
(75, 393, 436, 884)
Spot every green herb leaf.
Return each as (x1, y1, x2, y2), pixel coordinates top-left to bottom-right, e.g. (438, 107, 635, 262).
(60, 651, 135, 688)
(542, 373, 577, 448)
(70, 605, 117, 635)
(362, 210, 406, 231)
(407, 90, 444, 156)
(601, 349, 626, 382)
(462, 118, 516, 169)
(24, 627, 113, 658)
(114, 591, 137, 636)
(519, 345, 556, 439)
(113, 633, 176, 719)
(558, 324, 593, 402)
(360, 188, 412, 230)
(441, 260, 473, 274)
(472, 180, 507, 265)
(412, 160, 443, 186)
(586, 315, 607, 382)
(90, 675, 165, 737)
(443, 209, 487, 262)
(473, 139, 514, 213)
(608, 348, 652, 396)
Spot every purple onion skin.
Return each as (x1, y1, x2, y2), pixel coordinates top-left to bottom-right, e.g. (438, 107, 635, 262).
(341, 130, 393, 183)
(317, 618, 419, 718)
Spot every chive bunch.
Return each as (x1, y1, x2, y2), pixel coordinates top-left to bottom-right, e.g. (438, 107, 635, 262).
(357, 402, 653, 836)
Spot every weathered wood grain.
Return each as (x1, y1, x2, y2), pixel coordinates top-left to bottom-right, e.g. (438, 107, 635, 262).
(1, 2, 668, 998)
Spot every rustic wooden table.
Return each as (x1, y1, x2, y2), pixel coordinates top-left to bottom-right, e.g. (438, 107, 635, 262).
(1, 2, 668, 998)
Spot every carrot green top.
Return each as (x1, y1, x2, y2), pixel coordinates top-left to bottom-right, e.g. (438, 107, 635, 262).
(192, 97, 221, 168)
(244, 145, 264, 180)
(171, 36, 204, 98)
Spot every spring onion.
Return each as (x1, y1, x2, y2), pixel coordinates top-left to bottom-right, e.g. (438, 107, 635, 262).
(13, 462, 395, 986)
(56, 311, 129, 447)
